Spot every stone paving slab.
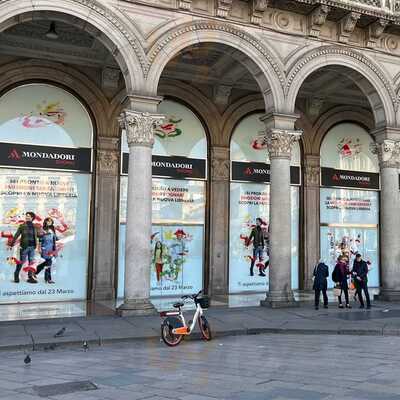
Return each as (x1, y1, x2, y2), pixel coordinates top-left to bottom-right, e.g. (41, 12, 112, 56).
(2, 301, 400, 351)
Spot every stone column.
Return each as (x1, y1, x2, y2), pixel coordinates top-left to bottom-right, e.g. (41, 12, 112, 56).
(261, 126, 302, 308)
(302, 155, 321, 292)
(92, 137, 119, 301)
(372, 139, 400, 300)
(209, 146, 230, 295)
(117, 108, 164, 315)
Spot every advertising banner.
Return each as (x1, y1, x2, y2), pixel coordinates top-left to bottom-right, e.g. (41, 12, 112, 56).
(321, 167, 379, 190)
(0, 169, 90, 303)
(320, 188, 379, 288)
(228, 183, 299, 293)
(0, 142, 92, 173)
(231, 161, 300, 185)
(122, 153, 206, 180)
(118, 177, 205, 298)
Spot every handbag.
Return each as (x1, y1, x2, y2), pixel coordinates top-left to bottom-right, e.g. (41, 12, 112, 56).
(333, 283, 342, 297)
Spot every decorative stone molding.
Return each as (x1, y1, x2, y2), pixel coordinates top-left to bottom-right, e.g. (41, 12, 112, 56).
(264, 129, 302, 159)
(102, 67, 120, 91)
(97, 150, 119, 176)
(213, 85, 232, 109)
(177, 0, 192, 10)
(304, 164, 320, 186)
(308, 5, 330, 38)
(211, 147, 230, 181)
(44, 0, 146, 76)
(216, 0, 233, 18)
(251, 0, 268, 25)
(338, 12, 361, 43)
(119, 110, 165, 147)
(370, 140, 400, 168)
(366, 18, 388, 48)
(285, 46, 397, 110)
(147, 20, 284, 88)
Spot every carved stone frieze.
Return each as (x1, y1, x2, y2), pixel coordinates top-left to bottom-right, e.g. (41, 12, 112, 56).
(370, 140, 400, 168)
(97, 150, 119, 176)
(216, 0, 233, 18)
(367, 18, 388, 48)
(211, 147, 230, 181)
(304, 164, 320, 186)
(308, 5, 330, 38)
(338, 12, 361, 43)
(119, 110, 165, 147)
(251, 0, 268, 25)
(177, 0, 192, 10)
(264, 129, 302, 159)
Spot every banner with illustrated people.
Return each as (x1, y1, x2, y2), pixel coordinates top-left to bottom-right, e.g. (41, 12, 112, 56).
(0, 169, 90, 303)
(229, 183, 299, 293)
(320, 188, 379, 288)
(118, 177, 205, 298)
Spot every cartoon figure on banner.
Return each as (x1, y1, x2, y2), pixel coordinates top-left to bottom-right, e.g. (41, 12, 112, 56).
(1, 208, 69, 284)
(240, 217, 269, 277)
(21, 100, 66, 129)
(251, 130, 267, 150)
(151, 229, 191, 282)
(337, 137, 362, 158)
(154, 115, 183, 139)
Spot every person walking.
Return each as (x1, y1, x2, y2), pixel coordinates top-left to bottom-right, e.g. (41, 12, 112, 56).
(36, 217, 58, 284)
(352, 253, 371, 309)
(332, 256, 352, 309)
(247, 217, 265, 276)
(8, 211, 38, 283)
(313, 260, 329, 310)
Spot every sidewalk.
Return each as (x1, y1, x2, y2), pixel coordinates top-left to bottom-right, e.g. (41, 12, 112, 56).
(1, 299, 400, 351)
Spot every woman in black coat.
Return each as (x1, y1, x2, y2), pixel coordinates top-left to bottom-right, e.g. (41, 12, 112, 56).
(313, 260, 329, 310)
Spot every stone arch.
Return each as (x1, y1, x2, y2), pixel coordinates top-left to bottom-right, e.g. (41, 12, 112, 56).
(0, 59, 111, 138)
(145, 20, 285, 112)
(0, 0, 146, 92)
(312, 106, 374, 155)
(285, 46, 396, 128)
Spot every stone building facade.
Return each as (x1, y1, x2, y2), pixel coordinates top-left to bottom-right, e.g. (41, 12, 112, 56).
(0, 0, 399, 314)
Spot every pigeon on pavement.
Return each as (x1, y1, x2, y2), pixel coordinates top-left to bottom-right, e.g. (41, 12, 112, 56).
(54, 327, 66, 338)
(24, 354, 31, 364)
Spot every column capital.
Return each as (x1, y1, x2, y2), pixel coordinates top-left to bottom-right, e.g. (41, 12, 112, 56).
(211, 146, 230, 182)
(264, 128, 302, 159)
(370, 140, 400, 169)
(119, 110, 165, 148)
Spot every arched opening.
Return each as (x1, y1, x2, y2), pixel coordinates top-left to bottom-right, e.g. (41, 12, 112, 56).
(0, 7, 133, 313)
(295, 63, 382, 298)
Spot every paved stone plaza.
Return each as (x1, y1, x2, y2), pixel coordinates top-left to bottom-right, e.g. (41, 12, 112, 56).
(1, 333, 400, 400)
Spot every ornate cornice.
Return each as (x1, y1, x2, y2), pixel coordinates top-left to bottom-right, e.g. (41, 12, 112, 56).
(264, 129, 302, 159)
(97, 150, 119, 176)
(308, 5, 330, 38)
(211, 147, 230, 181)
(370, 140, 400, 168)
(147, 20, 284, 87)
(285, 46, 397, 109)
(119, 110, 164, 147)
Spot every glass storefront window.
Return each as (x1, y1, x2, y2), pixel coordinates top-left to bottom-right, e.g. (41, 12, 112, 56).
(0, 84, 93, 303)
(229, 113, 300, 293)
(320, 123, 380, 288)
(118, 100, 207, 298)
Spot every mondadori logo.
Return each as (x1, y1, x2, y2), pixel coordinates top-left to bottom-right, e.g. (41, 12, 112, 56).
(7, 148, 75, 165)
(8, 149, 21, 160)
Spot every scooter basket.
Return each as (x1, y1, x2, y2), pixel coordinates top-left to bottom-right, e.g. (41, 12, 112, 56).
(197, 296, 210, 309)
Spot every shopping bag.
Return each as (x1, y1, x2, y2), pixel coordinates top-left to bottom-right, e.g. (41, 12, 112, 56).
(333, 284, 342, 297)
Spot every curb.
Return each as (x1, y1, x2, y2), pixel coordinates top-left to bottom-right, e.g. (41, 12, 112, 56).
(0, 325, 396, 352)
